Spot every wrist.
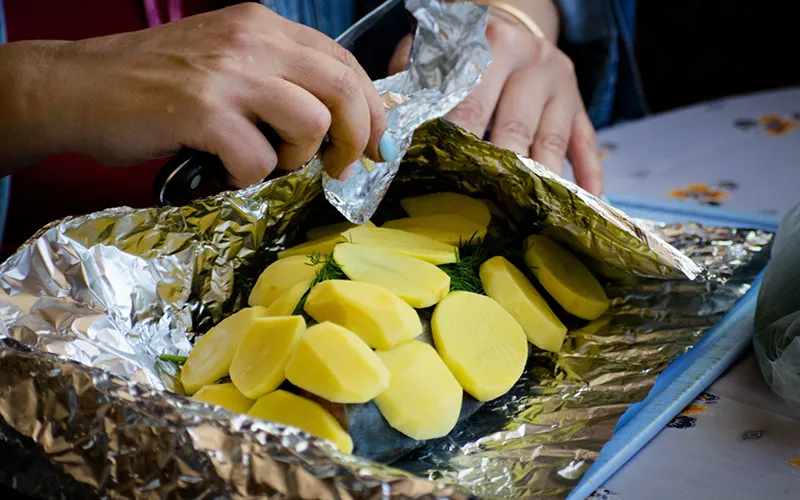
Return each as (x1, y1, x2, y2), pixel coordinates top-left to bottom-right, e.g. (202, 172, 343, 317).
(478, 0, 560, 41)
(0, 41, 71, 169)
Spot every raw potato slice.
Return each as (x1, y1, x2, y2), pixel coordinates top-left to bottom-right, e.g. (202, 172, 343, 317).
(432, 291, 528, 401)
(304, 280, 421, 349)
(382, 214, 487, 245)
(333, 243, 450, 308)
(248, 390, 353, 454)
(248, 255, 321, 308)
(523, 235, 610, 320)
(265, 279, 312, 316)
(181, 307, 268, 395)
(285, 321, 391, 403)
(193, 383, 254, 413)
(306, 220, 375, 241)
(278, 234, 341, 259)
(401, 192, 491, 227)
(229, 315, 306, 398)
(374, 340, 462, 440)
(479, 256, 568, 352)
(342, 226, 457, 265)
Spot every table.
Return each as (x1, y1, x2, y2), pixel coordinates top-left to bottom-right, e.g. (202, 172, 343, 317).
(576, 88, 800, 500)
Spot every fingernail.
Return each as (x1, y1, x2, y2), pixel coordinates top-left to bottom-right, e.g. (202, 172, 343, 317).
(599, 194, 610, 204)
(379, 131, 396, 163)
(338, 162, 356, 181)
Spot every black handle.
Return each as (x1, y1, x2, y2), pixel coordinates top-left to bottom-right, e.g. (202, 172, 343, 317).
(153, 148, 225, 206)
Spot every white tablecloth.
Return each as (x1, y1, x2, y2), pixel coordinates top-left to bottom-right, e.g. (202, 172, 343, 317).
(580, 88, 800, 500)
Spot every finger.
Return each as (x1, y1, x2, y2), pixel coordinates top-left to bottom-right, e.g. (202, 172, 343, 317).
(529, 98, 576, 177)
(287, 25, 389, 164)
(567, 112, 604, 195)
(388, 34, 413, 75)
(279, 45, 372, 178)
(247, 79, 332, 173)
(194, 113, 277, 188)
(446, 54, 515, 139)
(489, 67, 548, 155)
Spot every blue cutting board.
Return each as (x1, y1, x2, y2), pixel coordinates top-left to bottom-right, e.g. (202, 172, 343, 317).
(568, 194, 779, 500)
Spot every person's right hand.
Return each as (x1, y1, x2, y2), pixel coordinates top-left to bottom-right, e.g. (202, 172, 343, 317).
(21, 3, 392, 184)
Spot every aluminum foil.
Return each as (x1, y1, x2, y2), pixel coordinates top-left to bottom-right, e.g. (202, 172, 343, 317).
(0, 0, 764, 497)
(323, 0, 491, 224)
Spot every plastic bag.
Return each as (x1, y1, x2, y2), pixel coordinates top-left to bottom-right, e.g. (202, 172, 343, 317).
(754, 202, 800, 409)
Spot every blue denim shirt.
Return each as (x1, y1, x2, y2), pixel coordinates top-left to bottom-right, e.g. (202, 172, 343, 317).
(0, 0, 645, 250)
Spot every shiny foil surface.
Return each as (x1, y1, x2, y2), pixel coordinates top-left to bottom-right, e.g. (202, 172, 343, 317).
(0, 0, 770, 498)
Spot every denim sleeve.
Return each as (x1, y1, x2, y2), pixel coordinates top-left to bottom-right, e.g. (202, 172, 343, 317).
(554, 0, 648, 128)
(259, 0, 355, 39)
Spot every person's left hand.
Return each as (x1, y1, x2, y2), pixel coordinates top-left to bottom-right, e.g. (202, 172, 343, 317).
(389, 11, 603, 195)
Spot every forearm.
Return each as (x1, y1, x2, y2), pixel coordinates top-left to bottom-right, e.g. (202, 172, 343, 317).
(0, 41, 67, 176)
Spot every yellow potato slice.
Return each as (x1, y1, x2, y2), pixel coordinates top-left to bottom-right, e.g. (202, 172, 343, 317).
(479, 256, 567, 352)
(382, 214, 487, 245)
(181, 306, 268, 395)
(278, 234, 342, 260)
(374, 340, 462, 440)
(342, 226, 457, 265)
(229, 315, 306, 399)
(523, 235, 610, 320)
(248, 390, 353, 454)
(192, 383, 255, 414)
(285, 321, 391, 403)
(333, 243, 450, 308)
(303, 280, 421, 349)
(401, 192, 491, 227)
(248, 255, 321, 308)
(432, 291, 528, 401)
(306, 220, 375, 241)
(265, 279, 312, 317)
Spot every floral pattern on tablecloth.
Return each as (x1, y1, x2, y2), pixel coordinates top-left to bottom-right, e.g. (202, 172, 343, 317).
(666, 391, 719, 429)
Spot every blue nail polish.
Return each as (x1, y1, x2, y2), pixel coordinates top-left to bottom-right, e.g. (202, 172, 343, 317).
(599, 194, 610, 204)
(379, 131, 396, 163)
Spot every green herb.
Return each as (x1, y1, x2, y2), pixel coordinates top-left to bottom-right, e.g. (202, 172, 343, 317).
(438, 232, 522, 294)
(295, 252, 347, 314)
(159, 354, 188, 365)
(307, 252, 346, 287)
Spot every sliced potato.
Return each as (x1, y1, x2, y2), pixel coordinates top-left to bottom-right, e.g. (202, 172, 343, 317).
(306, 220, 375, 241)
(523, 235, 610, 320)
(248, 389, 353, 454)
(193, 382, 254, 414)
(278, 234, 341, 260)
(248, 255, 321, 308)
(229, 315, 306, 399)
(333, 243, 450, 308)
(382, 214, 487, 245)
(342, 225, 457, 265)
(479, 256, 567, 352)
(374, 340, 462, 440)
(401, 192, 491, 227)
(432, 291, 528, 401)
(303, 280, 421, 349)
(265, 279, 312, 317)
(285, 321, 391, 404)
(181, 306, 268, 395)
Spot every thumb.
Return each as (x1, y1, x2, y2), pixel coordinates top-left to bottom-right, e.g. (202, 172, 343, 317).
(388, 34, 413, 75)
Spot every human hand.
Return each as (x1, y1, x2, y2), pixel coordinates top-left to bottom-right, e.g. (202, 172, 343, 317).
(31, 4, 391, 185)
(389, 9, 603, 195)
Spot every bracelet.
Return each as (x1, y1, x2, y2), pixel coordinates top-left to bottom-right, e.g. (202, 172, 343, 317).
(471, 1, 546, 39)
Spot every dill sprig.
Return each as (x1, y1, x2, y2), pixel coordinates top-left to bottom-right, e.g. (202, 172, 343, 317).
(159, 354, 188, 365)
(293, 252, 346, 314)
(438, 232, 521, 294)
